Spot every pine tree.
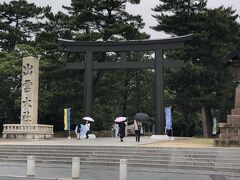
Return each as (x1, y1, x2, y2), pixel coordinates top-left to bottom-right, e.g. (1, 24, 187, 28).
(62, 0, 148, 41)
(152, 0, 207, 35)
(0, 0, 50, 51)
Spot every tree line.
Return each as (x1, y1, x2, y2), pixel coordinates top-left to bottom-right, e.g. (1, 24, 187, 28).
(0, 0, 239, 137)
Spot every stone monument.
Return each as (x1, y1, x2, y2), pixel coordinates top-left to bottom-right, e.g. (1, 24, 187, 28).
(214, 48, 240, 147)
(2, 56, 53, 139)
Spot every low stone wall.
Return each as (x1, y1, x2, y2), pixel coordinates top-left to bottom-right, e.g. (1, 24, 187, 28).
(2, 124, 54, 139)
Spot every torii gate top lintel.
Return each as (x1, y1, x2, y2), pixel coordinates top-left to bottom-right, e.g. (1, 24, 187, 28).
(59, 34, 192, 52)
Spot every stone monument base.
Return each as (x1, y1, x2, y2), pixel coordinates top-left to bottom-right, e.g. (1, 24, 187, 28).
(88, 134, 96, 139)
(214, 139, 240, 147)
(2, 124, 54, 139)
(214, 123, 240, 147)
(151, 135, 170, 141)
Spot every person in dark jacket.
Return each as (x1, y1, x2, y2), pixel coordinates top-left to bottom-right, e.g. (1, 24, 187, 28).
(118, 121, 126, 142)
(75, 124, 81, 139)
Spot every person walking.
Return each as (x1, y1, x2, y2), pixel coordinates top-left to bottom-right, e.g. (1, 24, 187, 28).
(85, 121, 90, 139)
(134, 120, 142, 142)
(75, 124, 81, 139)
(115, 123, 119, 137)
(112, 123, 116, 138)
(118, 121, 126, 142)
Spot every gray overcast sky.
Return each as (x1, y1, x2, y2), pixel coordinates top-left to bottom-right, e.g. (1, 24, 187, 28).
(1, 0, 240, 39)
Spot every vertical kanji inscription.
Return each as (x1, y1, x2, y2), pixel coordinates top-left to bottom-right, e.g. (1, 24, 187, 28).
(20, 57, 39, 124)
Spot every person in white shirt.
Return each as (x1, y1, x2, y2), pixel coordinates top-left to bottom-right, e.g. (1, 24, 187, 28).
(112, 123, 117, 137)
(115, 124, 119, 137)
(134, 120, 142, 142)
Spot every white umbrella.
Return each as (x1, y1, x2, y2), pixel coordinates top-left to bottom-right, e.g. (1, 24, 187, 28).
(82, 117, 94, 122)
(114, 116, 127, 122)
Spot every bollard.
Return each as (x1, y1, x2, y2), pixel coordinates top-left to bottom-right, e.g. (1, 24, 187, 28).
(119, 159, 127, 180)
(27, 156, 35, 177)
(72, 157, 80, 179)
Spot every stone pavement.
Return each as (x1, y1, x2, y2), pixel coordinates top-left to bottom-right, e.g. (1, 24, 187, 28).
(0, 136, 164, 147)
(0, 136, 215, 148)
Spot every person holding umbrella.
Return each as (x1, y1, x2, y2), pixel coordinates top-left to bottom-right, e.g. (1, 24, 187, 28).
(134, 113, 149, 142)
(115, 117, 127, 142)
(82, 117, 94, 139)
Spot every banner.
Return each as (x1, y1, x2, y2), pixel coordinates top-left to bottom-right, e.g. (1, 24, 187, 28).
(64, 108, 71, 130)
(165, 107, 172, 130)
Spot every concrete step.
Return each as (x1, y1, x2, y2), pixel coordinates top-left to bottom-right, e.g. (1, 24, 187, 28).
(0, 153, 240, 167)
(0, 149, 222, 158)
(1, 153, 239, 163)
(0, 152, 233, 163)
(0, 149, 222, 156)
(0, 146, 239, 155)
(1, 152, 240, 164)
(2, 145, 240, 152)
(0, 153, 211, 161)
(2, 145, 239, 154)
(4, 149, 239, 157)
(1, 146, 240, 159)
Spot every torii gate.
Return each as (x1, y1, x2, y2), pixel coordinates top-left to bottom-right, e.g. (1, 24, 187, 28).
(59, 35, 191, 134)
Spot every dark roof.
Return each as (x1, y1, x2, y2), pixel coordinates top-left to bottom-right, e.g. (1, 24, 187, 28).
(58, 34, 192, 52)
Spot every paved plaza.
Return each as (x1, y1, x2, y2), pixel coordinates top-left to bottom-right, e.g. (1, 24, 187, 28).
(0, 136, 211, 147)
(0, 136, 161, 147)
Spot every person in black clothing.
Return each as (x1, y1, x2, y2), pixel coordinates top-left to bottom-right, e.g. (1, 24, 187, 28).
(85, 121, 90, 139)
(75, 124, 81, 139)
(118, 121, 126, 142)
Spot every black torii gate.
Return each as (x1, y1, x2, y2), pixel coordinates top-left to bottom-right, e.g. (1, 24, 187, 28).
(59, 35, 191, 134)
